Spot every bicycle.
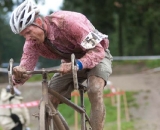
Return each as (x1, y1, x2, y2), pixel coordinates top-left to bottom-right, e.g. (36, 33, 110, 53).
(8, 54, 92, 130)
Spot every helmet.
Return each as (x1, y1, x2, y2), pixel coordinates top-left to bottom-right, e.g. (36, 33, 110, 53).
(9, 0, 40, 34)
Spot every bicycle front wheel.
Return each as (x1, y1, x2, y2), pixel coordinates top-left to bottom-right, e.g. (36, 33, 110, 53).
(39, 100, 55, 130)
(48, 100, 68, 130)
(39, 100, 46, 130)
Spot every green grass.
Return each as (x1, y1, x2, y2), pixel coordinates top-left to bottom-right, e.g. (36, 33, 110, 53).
(27, 73, 54, 82)
(113, 59, 160, 69)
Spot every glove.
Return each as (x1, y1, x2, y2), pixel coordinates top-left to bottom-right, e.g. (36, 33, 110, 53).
(13, 66, 28, 84)
(25, 127, 31, 130)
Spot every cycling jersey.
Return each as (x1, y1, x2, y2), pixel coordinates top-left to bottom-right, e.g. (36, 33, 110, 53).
(20, 11, 109, 71)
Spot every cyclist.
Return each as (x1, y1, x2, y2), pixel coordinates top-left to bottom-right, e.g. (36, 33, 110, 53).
(10, 0, 112, 129)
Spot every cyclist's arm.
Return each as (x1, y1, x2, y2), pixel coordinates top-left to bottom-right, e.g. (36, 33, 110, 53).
(13, 40, 39, 85)
(20, 40, 39, 70)
(79, 44, 107, 69)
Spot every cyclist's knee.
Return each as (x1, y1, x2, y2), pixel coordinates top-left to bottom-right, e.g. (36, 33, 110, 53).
(87, 76, 104, 98)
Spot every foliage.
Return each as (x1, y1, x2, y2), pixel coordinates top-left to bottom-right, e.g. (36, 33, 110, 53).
(62, 0, 115, 34)
(62, 0, 160, 56)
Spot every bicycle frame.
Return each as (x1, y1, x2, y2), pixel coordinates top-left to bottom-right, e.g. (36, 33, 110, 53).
(39, 69, 67, 130)
(8, 54, 92, 130)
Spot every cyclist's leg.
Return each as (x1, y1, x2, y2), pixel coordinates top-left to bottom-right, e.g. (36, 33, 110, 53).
(48, 70, 87, 106)
(87, 49, 112, 130)
(87, 76, 105, 130)
(48, 71, 87, 129)
(48, 73, 74, 107)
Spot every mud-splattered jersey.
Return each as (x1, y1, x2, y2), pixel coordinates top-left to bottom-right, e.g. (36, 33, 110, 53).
(20, 11, 109, 70)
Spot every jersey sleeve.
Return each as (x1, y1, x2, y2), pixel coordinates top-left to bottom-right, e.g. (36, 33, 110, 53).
(20, 40, 39, 71)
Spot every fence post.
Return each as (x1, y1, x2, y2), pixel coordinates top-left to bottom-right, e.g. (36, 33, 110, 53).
(74, 90, 79, 130)
(123, 91, 130, 122)
(117, 88, 121, 130)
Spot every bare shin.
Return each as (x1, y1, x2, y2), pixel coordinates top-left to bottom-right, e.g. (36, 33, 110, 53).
(87, 76, 106, 130)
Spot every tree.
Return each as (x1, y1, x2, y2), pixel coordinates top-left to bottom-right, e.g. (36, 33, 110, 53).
(62, 0, 160, 56)
(62, 0, 115, 34)
(123, 0, 160, 55)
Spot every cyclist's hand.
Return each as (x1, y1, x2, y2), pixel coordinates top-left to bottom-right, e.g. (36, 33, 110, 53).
(13, 66, 28, 84)
(60, 63, 72, 74)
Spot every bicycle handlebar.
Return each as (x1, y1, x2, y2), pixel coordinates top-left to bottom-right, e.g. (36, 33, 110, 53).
(25, 68, 62, 75)
(8, 53, 79, 91)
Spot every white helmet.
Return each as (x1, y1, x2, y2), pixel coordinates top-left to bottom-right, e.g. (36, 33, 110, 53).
(10, 0, 40, 34)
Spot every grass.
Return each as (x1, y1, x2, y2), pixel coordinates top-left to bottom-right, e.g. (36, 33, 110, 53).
(27, 73, 54, 82)
(113, 59, 160, 69)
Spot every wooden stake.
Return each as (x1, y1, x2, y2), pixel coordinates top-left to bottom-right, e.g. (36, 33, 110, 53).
(123, 91, 130, 122)
(117, 88, 121, 130)
(74, 91, 78, 130)
(111, 95, 116, 106)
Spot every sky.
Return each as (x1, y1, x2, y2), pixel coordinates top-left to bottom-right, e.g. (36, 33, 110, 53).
(38, 0, 63, 15)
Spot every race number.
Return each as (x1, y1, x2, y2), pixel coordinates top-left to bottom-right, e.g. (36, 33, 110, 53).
(80, 29, 108, 49)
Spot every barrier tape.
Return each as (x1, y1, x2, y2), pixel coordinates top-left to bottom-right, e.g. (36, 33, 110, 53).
(0, 100, 39, 108)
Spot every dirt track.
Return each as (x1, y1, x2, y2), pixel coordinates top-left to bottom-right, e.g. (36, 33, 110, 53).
(0, 70, 160, 130)
(109, 72, 160, 130)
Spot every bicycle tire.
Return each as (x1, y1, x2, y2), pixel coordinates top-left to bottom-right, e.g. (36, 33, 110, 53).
(45, 113, 54, 130)
(39, 100, 46, 130)
(39, 100, 54, 130)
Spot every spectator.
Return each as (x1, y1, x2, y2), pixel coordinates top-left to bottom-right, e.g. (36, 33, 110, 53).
(0, 85, 30, 130)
